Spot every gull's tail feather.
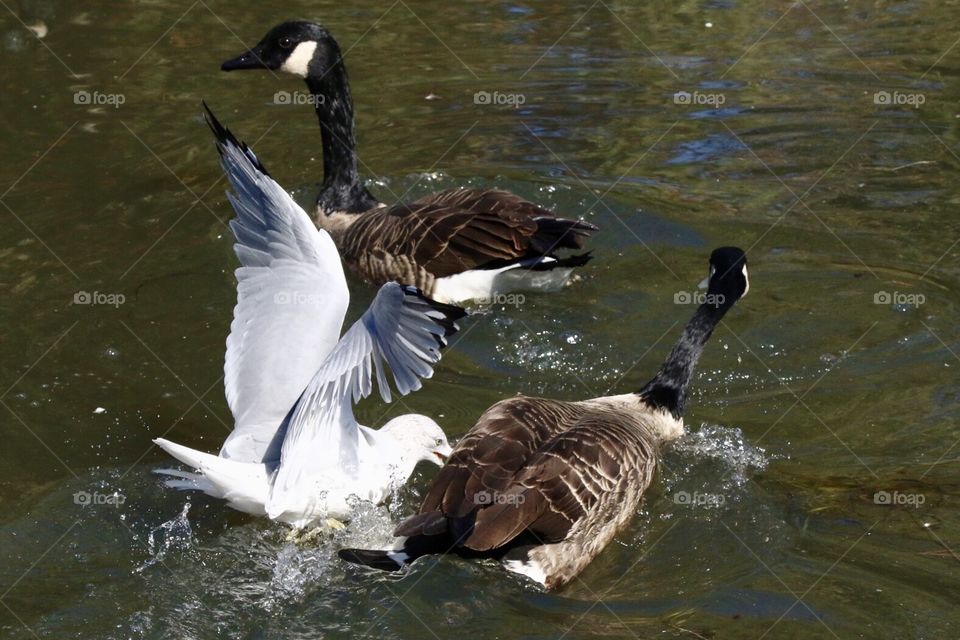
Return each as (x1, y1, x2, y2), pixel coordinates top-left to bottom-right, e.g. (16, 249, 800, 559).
(152, 467, 216, 493)
(153, 438, 270, 516)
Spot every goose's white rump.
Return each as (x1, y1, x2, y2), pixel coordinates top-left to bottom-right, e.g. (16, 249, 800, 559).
(154, 107, 458, 528)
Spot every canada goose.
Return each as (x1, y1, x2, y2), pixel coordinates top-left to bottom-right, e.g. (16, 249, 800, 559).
(153, 105, 463, 531)
(220, 22, 597, 304)
(338, 247, 749, 588)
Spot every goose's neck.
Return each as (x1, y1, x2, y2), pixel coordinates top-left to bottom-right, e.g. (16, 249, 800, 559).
(305, 63, 378, 214)
(638, 300, 733, 419)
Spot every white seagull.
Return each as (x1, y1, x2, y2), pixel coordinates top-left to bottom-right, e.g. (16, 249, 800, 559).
(153, 105, 460, 531)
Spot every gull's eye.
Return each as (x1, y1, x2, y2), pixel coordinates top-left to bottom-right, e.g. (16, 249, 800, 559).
(279, 37, 293, 49)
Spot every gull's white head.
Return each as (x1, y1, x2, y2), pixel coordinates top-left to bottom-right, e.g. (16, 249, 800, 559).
(380, 414, 452, 468)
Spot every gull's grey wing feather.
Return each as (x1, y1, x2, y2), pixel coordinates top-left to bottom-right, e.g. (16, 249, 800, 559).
(204, 105, 349, 464)
(267, 284, 464, 511)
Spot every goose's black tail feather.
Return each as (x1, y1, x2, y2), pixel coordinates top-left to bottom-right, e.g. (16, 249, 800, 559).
(338, 549, 407, 572)
(338, 533, 451, 571)
(529, 251, 593, 271)
(530, 216, 598, 254)
(338, 530, 538, 573)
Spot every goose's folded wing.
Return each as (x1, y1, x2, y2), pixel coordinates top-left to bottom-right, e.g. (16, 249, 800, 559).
(344, 188, 598, 277)
(463, 419, 658, 551)
(269, 284, 464, 500)
(411, 398, 577, 520)
(396, 409, 657, 550)
(205, 105, 349, 464)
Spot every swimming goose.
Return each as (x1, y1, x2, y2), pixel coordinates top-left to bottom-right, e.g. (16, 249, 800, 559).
(220, 21, 597, 304)
(153, 105, 463, 530)
(338, 247, 749, 588)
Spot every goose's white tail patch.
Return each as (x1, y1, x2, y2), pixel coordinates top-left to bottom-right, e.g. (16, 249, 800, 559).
(503, 558, 548, 586)
(432, 259, 575, 305)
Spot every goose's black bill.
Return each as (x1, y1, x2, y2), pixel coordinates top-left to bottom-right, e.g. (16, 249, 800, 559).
(221, 47, 270, 71)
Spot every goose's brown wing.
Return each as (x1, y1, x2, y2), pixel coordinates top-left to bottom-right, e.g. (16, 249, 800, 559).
(418, 398, 580, 517)
(393, 398, 580, 542)
(462, 418, 656, 550)
(396, 402, 658, 551)
(343, 188, 597, 278)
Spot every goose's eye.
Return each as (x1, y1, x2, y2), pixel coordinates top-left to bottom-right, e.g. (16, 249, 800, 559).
(279, 37, 293, 49)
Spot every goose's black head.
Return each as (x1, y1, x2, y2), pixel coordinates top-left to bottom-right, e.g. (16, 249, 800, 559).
(221, 22, 340, 79)
(701, 246, 749, 307)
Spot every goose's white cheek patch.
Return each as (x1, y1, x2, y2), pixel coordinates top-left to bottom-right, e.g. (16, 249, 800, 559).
(280, 41, 318, 78)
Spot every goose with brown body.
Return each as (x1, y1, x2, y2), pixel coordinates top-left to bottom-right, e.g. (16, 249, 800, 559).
(338, 247, 750, 588)
(221, 22, 597, 304)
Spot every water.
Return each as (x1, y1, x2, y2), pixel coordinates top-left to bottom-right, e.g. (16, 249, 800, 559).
(2, 0, 959, 637)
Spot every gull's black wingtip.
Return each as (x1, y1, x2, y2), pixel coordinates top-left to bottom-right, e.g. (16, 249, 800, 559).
(201, 100, 229, 147)
(401, 285, 468, 338)
(200, 101, 272, 177)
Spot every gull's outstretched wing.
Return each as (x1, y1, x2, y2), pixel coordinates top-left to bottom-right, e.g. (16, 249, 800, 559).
(205, 104, 349, 464)
(266, 283, 464, 517)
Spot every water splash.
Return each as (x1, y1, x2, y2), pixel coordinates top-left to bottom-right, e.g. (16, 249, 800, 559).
(654, 423, 772, 525)
(671, 423, 772, 485)
(136, 502, 194, 573)
(261, 498, 406, 608)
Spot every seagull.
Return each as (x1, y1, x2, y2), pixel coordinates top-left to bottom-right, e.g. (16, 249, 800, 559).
(153, 105, 462, 532)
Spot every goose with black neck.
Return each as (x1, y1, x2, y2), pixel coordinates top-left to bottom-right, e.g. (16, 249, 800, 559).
(338, 247, 751, 589)
(221, 21, 598, 305)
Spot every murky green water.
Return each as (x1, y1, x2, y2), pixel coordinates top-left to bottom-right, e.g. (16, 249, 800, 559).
(2, 0, 959, 637)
